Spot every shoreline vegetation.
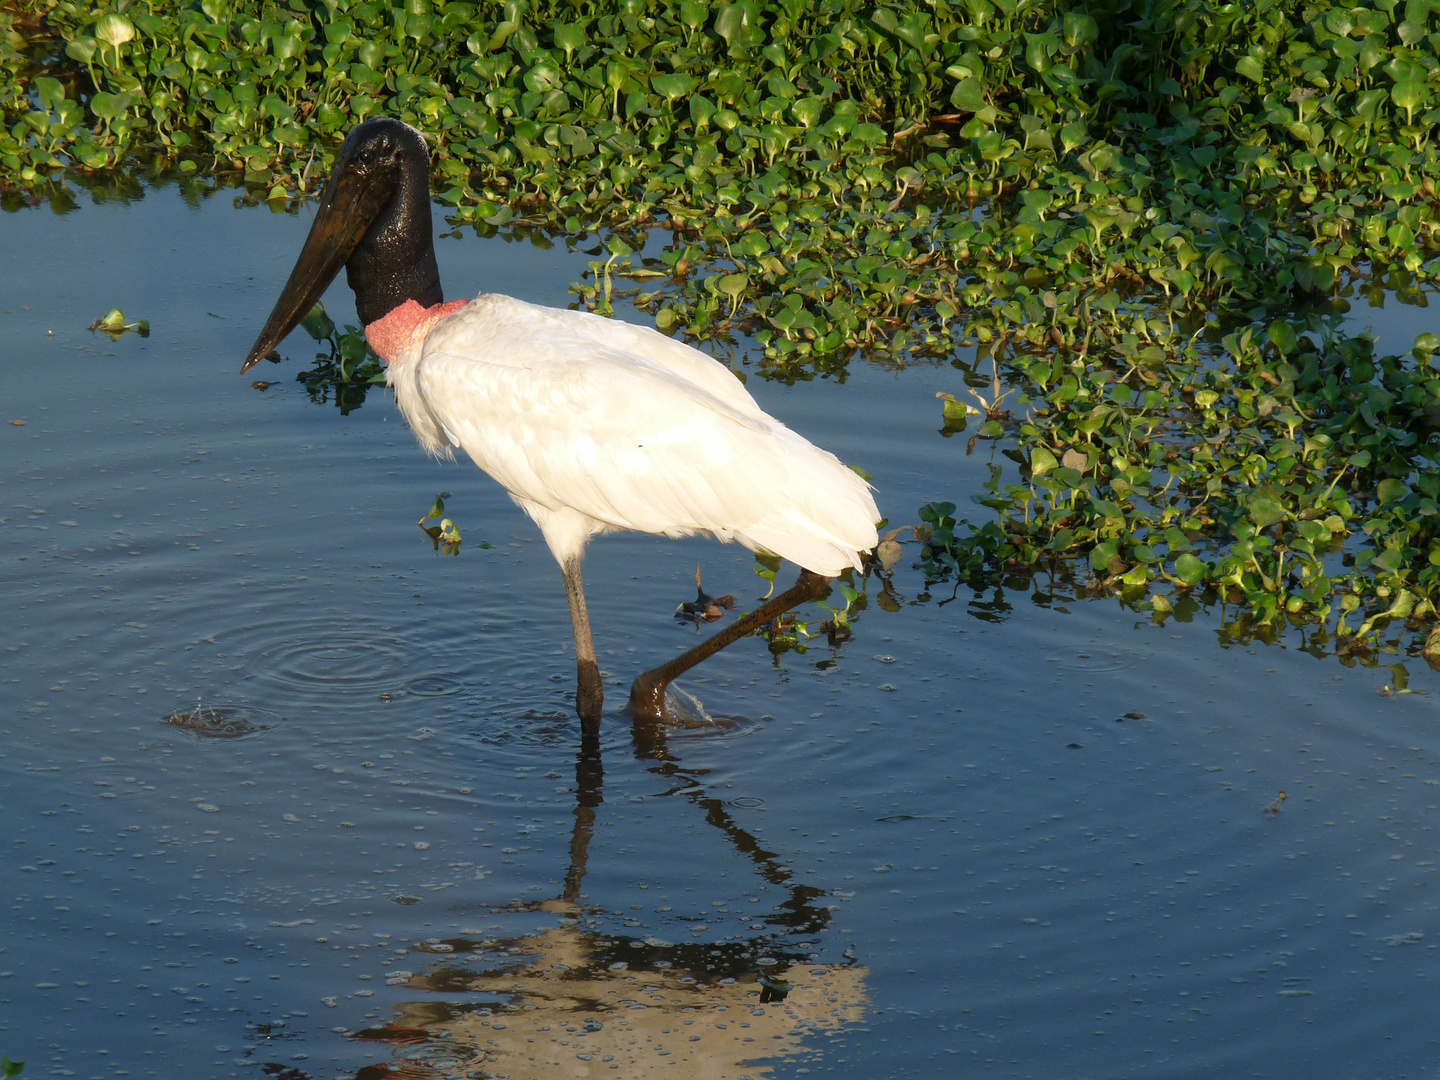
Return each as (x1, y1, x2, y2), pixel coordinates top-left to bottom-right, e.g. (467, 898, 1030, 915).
(5, 0, 1440, 666)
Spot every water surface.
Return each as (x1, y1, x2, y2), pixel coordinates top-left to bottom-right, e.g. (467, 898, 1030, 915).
(2, 184, 1438, 1079)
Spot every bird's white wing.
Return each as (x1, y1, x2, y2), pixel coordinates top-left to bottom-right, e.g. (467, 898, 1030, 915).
(404, 297, 878, 575)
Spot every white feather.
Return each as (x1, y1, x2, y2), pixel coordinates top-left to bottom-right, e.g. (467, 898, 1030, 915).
(389, 294, 879, 573)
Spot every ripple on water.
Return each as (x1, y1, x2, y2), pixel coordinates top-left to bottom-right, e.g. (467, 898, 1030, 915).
(240, 616, 424, 703)
(399, 672, 468, 698)
(470, 708, 577, 749)
(725, 796, 765, 809)
(1046, 646, 1142, 673)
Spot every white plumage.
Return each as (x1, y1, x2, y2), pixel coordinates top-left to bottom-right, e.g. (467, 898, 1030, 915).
(388, 293, 880, 574)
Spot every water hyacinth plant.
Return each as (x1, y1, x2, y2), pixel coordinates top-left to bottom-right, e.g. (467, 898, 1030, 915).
(4, 0, 1440, 657)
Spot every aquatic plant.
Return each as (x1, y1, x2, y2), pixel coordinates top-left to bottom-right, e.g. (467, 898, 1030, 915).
(283, 301, 387, 412)
(911, 315, 1440, 651)
(87, 306, 148, 336)
(5, 0, 1440, 646)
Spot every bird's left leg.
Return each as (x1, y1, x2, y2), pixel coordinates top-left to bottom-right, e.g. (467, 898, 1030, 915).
(629, 569, 831, 722)
(561, 556, 604, 735)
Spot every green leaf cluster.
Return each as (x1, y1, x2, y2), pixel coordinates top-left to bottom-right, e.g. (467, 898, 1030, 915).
(916, 317, 1440, 653)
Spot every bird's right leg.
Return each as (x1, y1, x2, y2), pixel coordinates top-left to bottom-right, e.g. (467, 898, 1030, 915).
(561, 556, 604, 735)
(629, 569, 831, 722)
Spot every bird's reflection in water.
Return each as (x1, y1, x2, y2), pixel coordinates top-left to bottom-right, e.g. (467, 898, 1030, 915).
(341, 724, 868, 1079)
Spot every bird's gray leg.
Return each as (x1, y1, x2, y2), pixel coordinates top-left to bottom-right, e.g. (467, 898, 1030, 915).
(629, 569, 831, 722)
(561, 556, 604, 735)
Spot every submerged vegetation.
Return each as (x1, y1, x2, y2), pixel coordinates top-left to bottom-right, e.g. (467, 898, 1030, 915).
(4, 0, 1440, 656)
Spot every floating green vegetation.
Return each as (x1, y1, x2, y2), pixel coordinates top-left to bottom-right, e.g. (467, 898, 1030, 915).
(87, 306, 148, 336)
(5, 0, 1440, 651)
(912, 315, 1440, 654)
(281, 301, 387, 412)
(416, 490, 464, 552)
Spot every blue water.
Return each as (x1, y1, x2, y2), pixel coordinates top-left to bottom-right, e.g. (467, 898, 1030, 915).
(1, 182, 1438, 1079)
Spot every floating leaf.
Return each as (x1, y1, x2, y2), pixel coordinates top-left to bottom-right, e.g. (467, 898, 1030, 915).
(877, 539, 903, 572)
(92, 308, 125, 332)
(1172, 554, 1205, 588)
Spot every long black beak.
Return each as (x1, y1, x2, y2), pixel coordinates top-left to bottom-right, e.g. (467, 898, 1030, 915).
(241, 162, 395, 374)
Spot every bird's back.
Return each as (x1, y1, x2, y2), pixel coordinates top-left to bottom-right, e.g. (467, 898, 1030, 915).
(390, 294, 879, 575)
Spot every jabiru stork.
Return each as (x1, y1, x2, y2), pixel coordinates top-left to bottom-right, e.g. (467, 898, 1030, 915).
(243, 118, 879, 733)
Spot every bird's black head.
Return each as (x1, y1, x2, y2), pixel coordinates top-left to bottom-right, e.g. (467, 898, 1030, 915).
(242, 118, 442, 373)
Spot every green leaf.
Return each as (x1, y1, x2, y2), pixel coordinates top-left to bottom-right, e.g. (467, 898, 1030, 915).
(300, 303, 335, 341)
(1397, 20, 1427, 46)
(1326, 7, 1356, 36)
(94, 12, 136, 50)
(1377, 478, 1408, 506)
(1391, 79, 1428, 116)
(680, 0, 709, 30)
(651, 73, 696, 101)
(1089, 540, 1120, 572)
(719, 273, 748, 299)
(1267, 321, 1298, 355)
(1248, 496, 1285, 529)
(1025, 34, 1053, 73)
(553, 22, 585, 55)
(89, 92, 131, 122)
(35, 77, 66, 113)
(1060, 121, 1087, 153)
(871, 8, 899, 35)
(1062, 12, 1098, 49)
(1029, 446, 1059, 475)
(1236, 55, 1264, 83)
(1121, 564, 1148, 587)
(66, 36, 97, 63)
(714, 0, 759, 48)
(949, 77, 985, 112)
(1172, 553, 1205, 587)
